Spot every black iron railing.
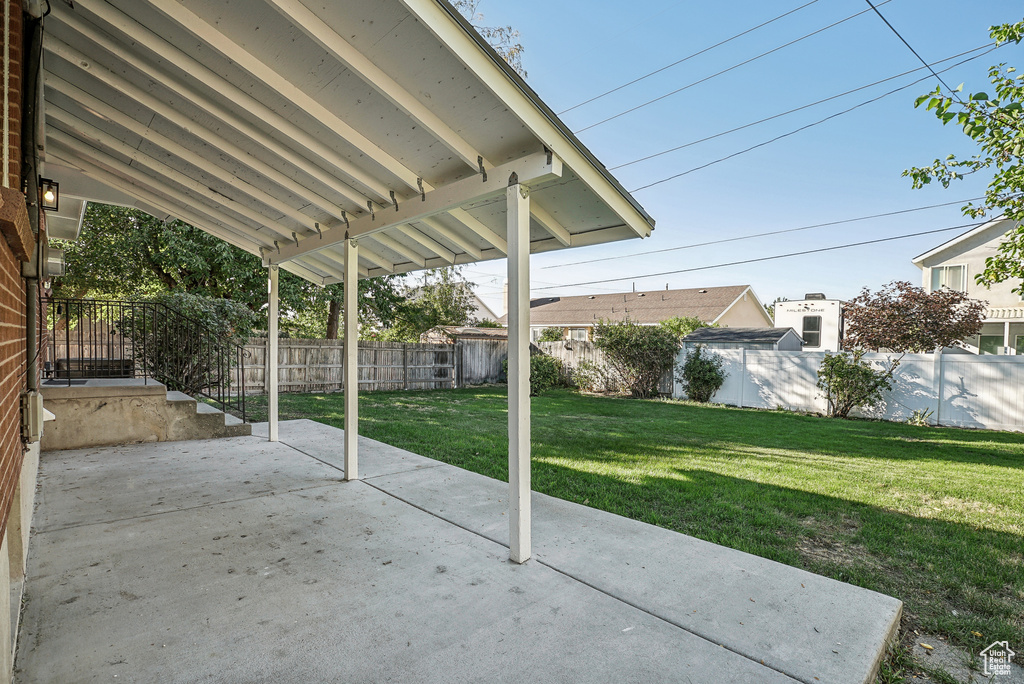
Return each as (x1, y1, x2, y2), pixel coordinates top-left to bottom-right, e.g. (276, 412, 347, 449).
(42, 298, 247, 421)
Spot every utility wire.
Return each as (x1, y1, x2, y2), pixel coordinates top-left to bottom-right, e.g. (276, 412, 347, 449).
(540, 197, 986, 270)
(531, 223, 983, 291)
(609, 43, 992, 171)
(863, 0, 959, 96)
(573, 0, 893, 134)
(558, 0, 822, 116)
(627, 46, 999, 193)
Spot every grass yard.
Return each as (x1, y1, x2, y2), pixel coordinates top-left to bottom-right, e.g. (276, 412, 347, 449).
(245, 387, 1024, 679)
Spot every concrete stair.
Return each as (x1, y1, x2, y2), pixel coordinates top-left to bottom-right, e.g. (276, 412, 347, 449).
(165, 391, 252, 440)
(41, 379, 251, 451)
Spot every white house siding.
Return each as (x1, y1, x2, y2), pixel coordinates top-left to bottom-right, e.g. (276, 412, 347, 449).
(674, 349, 1024, 432)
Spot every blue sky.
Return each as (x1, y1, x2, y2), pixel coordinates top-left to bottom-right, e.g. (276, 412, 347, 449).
(459, 0, 1024, 316)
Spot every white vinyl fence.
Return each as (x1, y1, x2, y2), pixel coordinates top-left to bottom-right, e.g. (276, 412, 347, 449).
(673, 350, 1024, 432)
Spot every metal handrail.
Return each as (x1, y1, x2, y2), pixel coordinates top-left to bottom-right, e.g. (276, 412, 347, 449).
(42, 297, 247, 422)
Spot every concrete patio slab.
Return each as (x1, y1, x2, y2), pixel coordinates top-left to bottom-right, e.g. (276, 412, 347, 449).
(18, 421, 901, 683)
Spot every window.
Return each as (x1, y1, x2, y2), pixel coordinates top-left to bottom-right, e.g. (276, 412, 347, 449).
(530, 328, 543, 342)
(802, 316, 822, 348)
(979, 334, 1004, 355)
(931, 264, 966, 292)
(568, 328, 589, 341)
(1016, 335, 1024, 355)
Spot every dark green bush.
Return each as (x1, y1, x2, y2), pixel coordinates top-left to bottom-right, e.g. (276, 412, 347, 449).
(816, 350, 893, 418)
(677, 345, 727, 402)
(593, 321, 680, 398)
(501, 353, 566, 396)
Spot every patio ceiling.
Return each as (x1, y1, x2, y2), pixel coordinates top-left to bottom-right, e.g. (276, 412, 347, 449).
(39, 0, 655, 285)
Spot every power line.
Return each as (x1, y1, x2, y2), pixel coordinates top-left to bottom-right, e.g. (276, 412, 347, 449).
(558, 0, 822, 116)
(863, 0, 958, 95)
(627, 46, 999, 193)
(573, 0, 893, 134)
(530, 223, 983, 291)
(539, 197, 986, 270)
(608, 43, 992, 172)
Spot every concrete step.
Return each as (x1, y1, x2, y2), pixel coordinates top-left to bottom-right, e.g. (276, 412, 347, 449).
(168, 393, 251, 439)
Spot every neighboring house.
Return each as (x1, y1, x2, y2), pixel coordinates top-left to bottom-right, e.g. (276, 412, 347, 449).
(913, 218, 1024, 355)
(468, 292, 499, 324)
(681, 327, 803, 352)
(498, 285, 772, 342)
(773, 295, 844, 352)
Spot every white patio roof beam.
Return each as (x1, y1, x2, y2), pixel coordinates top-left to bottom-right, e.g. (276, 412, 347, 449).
(271, 151, 561, 264)
(399, 226, 456, 263)
(46, 102, 321, 238)
(52, 6, 382, 205)
(263, 0, 486, 172)
(48, 135, 284, 246)
(48, 121, 296, 240)
(370, 233, 428, 269)
(41, 49, 356, 221)
(138, 0, 424, 193)
(417, 217, 483, 260)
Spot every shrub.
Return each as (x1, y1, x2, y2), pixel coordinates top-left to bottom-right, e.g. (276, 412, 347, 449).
(593, 321, 680, 398)
(677, 345, 727, 402)
(815, 350, 893, 419)
(572, 359, 605, 393)
(120, 292, 256, 396)
(501, 353, 565, 396)
(537, 326, 565, 342)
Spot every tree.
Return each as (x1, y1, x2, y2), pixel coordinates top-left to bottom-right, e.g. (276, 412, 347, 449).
(658, 316, 714, 340)
(843, 280, 987, 354)
(593, 321, 680, 398)
(537, 327, 564, 342)
(904, 20, 1024, 294)
(53, 204, 405, 337)
(816, 350, 893, 419)
(764, 297, 788, 322)
(452, 0, 526, 76)
(374, 267, 477, 341)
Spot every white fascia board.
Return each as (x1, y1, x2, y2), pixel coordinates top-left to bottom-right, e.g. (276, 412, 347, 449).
(401, 0, 654, 239)
(911, 217, 1010, 264)
(271, 151, 560, 264)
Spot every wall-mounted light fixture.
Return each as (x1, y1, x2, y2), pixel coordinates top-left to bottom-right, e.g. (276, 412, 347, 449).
(40, 178, 59, 211)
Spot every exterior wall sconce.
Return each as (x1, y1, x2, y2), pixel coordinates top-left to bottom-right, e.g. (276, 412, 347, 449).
(40, 178, 59, 211)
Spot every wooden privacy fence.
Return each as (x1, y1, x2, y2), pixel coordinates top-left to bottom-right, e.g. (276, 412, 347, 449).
(241, 339, 458, 393)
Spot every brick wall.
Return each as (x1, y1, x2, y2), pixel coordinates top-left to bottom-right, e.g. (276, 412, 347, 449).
(0, 0, 30, 539)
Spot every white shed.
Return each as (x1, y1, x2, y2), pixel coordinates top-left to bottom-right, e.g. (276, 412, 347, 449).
(681, 327, 803, 352)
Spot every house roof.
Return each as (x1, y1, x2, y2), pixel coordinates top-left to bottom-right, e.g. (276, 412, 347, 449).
(497, 285, 755, 326)
(912, 217, 1011, 265)
(683, 327, 799, 344)
(40, 0, 654, 286)
(431, 325, 508, 340)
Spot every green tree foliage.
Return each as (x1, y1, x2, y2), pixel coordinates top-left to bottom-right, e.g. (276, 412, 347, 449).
(904, 20, 1024, 294)
(593, 321, 681, 398)
(677, 345, 728, 403)
(53, 204, 405, 337)
(658, 316, 714, 340)
(816, 350, 893, 419)
(537, 326, 564, 342)
(374, 268, 477, 342)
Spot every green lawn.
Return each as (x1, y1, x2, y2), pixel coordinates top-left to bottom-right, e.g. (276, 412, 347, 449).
(246, 387, 1023, 677)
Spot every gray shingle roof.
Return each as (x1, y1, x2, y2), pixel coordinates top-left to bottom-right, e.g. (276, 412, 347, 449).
(682, 327, 797, 344)
(498, 285, 751, 326)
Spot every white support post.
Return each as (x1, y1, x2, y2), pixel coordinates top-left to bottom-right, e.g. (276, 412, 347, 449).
(344, 238, 360, 480)
(506, 175, 531, 564)
(268, 266, 279, 442)
(1004, 321, 1011, 355)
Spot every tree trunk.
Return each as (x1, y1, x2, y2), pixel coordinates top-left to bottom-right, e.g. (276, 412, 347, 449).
(326, 300, 340, 339)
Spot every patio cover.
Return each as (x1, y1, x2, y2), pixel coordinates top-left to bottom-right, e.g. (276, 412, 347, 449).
(36, 0, 656, 562)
